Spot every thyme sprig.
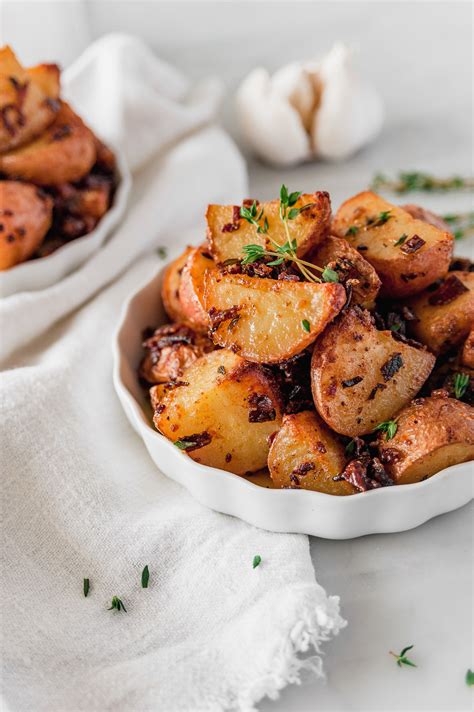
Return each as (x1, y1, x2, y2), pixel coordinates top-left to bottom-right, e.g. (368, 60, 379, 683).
(466, 669, 474, 686)
(240, 200, 269, 234)
(373, 419, 398, 440)
(108, 596, 127, 612)
(453, 372, 469, 400)
(442, 211, 474, 240)
(371, 172, 474, 194)
(390, 645, 417, 668)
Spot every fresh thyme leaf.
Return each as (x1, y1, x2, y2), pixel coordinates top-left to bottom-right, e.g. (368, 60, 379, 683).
(240, 202, 268, 234)
(373, 419, 398, 440)
(175, 439, 198, 450)
(394, 233, 408, 247)
(252, 555, 262, 569)
(280, 184, 289, 205)
(389, 645, 417, 668)
(108, 596, 127, 612)
(371, 171, 474, 193)
(346, 226, 359, 236)
(83, 578, 90, 597)
(288, 190, 302, 206)
(345, 439, 356, 455)
(301, 319, 311, 333)
(390, 323, 401, 332)
(266, 257, 285, 266)
(241, 243, 266, 265)
(368, 210, 392, 227)
(322, 267, 339, 283)
(157, 246, 167, 259)
(141, 565, 150, 588)
(453, 229, 464, 240)
(453, 372, 469, 399)
(466, 669, 474, 686)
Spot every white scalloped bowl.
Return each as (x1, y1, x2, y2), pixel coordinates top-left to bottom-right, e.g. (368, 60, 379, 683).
(113, 266, 474, 539)
(0, 147, 131, 298)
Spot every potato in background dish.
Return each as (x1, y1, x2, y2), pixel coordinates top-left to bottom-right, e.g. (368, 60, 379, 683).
(0, 181, 53, 269)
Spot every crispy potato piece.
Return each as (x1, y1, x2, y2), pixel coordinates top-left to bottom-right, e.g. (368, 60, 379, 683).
(311, 307, 436, 436)
(154, 349, 283, 474)
(139, 323, 213, 384)
(462, 329, 474, 369)
(0, 102, 96, 185)
(0, 181, 53, 269)
(405, 271, 474, 354)
(309, 234, 381, 308)
(378, 394, 474, 484)
(161, 246, 194, 323)
(178, 246, 217, 330)
(207, 191, 331, 263)
(332, 191, 453, 297)
(204, 271, 346, 363)
(0, 46, 60, 152)
(268, 410, 355, 494)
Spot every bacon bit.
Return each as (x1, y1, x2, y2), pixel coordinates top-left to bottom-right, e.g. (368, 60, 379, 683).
(334, 456, 371, 492)
(428, 275, 469, 305)
(248, 393, 276, 423)
(155, 403, 166, 415)
(379, 448, 403, 465)
(357, 245, 368, 251)
(370, 457, 394, 486)
(315, 442, 327, 454)
(0, 104, 25, 135)
(368, 383, 386, 400)
(342, 376, 363, 388)
(289, 473, 300, 486)
(225, 453, 232, 463)
(390, 330, 424, 349)
(292, 461, 315, 476)
(381, 353, 403, 382)
(400, 234, 426, 254)
(177, 431, 212, 452)
(340, 283, 353, 314)
(143, 324, 195, 350)
(208, 305, 241, 332)
(222, 205, 241, 233)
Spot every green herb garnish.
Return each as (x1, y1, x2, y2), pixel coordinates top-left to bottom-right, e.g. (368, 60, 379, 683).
(390, 645, 417, 668)
(240, 200, 269, 234)
(321, 267, 339, 283)
(394, 233, 408, 247)
(453, 372, 469, 399)
(157, 246, 167, 259)
(83, 578, 90, 597)
(371, 172, 474, 194)
(174, 439, 197, 450)
(108, 596, 127, 612)
(141, 565, 150, 589)
(346, 225, 359, 236)
(466, 669, 474, 686)
(301, 319, 311, 333)
(367, 210, 393, 227)
(373, 419, 398, 440)
(252, 555, 262, 569)
(442, 211, 474, 240)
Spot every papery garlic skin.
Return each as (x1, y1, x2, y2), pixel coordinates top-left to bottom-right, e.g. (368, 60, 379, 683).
(310, 44, 384, 161)
(235, 67, 311, 166)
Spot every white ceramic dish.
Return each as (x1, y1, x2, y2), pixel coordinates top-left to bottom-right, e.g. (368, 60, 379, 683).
(113, 267, 474, 539)
(0, 147, 131, 298)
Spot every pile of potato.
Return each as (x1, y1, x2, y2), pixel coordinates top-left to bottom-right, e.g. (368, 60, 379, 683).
(0, 46, 116, 270)
(140, 188, 474, 495)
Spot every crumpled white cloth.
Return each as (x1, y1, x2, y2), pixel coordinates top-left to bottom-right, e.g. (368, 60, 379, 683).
(0, 34, 346, 712)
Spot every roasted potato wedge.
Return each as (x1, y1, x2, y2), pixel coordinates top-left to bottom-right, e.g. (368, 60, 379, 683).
(0, 101, 96, 185)
(0, 181, 53, 269)
(0, 46, 60, 152)
(405, 271, 474, 354)
(378, 394, 474, 484)
(309, 234, 381, 308)
(268, 410, 355, 494)
(207, 191, 331, 264)
(161, 246, 194, 323)
(311, 307, 436, 436)
(462, 329, 474, 369)
(204, 271, 346, 363)
(332, 191, 453, 297)
(154, 349, 282, 474)
(178, 246, 217, 330)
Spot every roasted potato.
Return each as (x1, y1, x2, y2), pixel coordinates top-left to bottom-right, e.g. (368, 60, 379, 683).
(0, 181, 53, 269)
(401, 204, 451, 232)
(0, 101, 96, 185)
(207, 191, 331, 264)
(405, 271, 474, 354)
(332, 191, 453, 297)
(311, 307, 436, 436)
(161, 246, 194, 323)
(204, 271, 346, 363)
(462, 329, 474, 369)
(178, 246, 217, 330)
(154, 349, 283, 474)
(378, 394, 474, 484)
(268, 410, 355, 494)
(309, 234, 381, 308)
(0, 46, 60, 152)
(139, 323, 213, 384)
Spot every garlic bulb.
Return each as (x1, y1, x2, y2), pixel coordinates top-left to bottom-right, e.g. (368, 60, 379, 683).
(235, 43, 384, 166)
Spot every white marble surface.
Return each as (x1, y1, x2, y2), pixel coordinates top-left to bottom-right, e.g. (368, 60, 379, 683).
(5, 2, 473, 710)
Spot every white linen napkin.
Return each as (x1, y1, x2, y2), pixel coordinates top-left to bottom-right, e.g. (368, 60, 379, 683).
(0, 35, 346, 711)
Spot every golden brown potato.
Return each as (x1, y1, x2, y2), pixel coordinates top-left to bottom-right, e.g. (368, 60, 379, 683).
(154, 349, 283, 474)
(462, 329, 474, 369)
(139, 323, 213, 384)
(311, 307, 436, 436)
(178, 246, 217, 330)
(0, 181, 53, 269)
(309, 234, 381, 308)
(268, 410, 355, 494)
(332, 191, 453, 297)
(161, 246, 194, 323)
(0, 46, 60, 152)
(378, 394, 474, 484)
(204, 271, 346, 363)
(207, 191, 331, 264)
(405, 271, 474, 354)
(0, 101, 96, 185)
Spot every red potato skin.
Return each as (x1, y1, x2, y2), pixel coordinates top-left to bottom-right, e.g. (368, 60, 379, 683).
(178, 246, 216, 331)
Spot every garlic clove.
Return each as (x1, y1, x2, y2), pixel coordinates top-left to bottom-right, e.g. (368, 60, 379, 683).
(310, 43, 384, 161)
(272, 62, 317, 132)
(235, 67, 311, 166)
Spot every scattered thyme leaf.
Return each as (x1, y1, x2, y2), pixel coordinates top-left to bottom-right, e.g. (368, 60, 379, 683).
(301, 319, 310, 333)
(371, 172, 474, 194)
(252, 555, 262, 569)
(83, 578, 90, 597)
(394, 233, 408, 247)
(108, 596, 127, 612)
(174, 439, 198, 450)
(368, 210, 393, 227)
(322, 267, 339, 283)
(346, 226, 359, 236)
(157, 246, 167, 259)
(389, 645, 417, 668)
(466, 669, 474, 686)
(141, 565, 150, 589)
(453, 372, 469, 399)
(373, 419, 398, 440)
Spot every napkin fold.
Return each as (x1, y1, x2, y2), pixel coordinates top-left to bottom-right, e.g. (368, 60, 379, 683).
(0, 35, 345, 711)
